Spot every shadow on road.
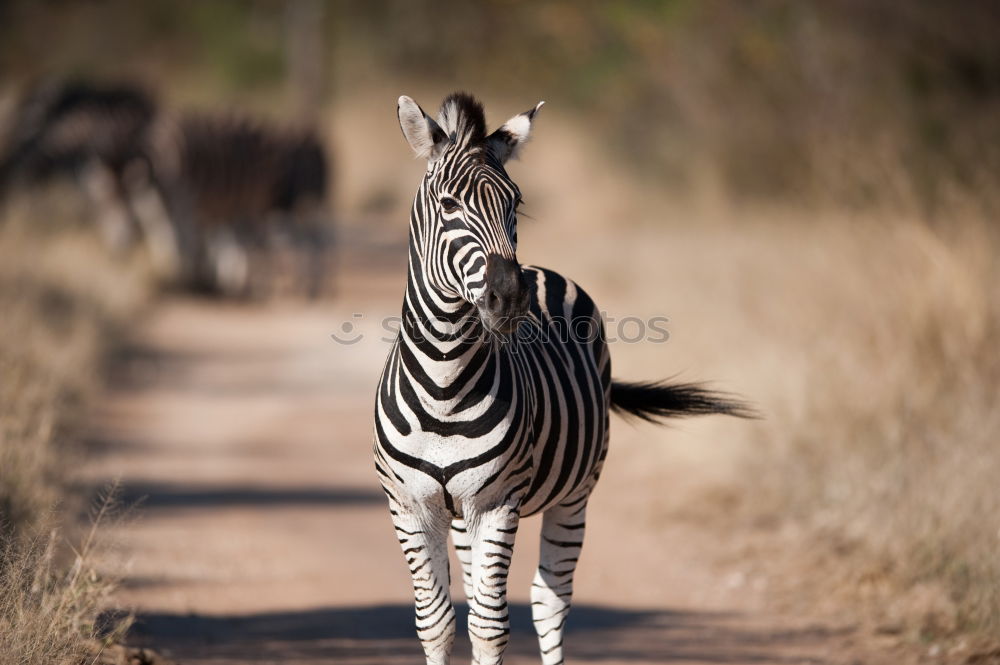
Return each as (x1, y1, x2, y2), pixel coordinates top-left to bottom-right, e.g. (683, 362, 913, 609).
(114, 480, 384, 510)
(122, 603, 836, 664)
(107, 340, 333, 397)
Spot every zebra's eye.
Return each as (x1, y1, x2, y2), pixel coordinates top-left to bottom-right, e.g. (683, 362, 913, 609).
(440, 197, 461, 214)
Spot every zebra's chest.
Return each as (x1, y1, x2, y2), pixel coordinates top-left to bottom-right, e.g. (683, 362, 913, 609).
(375, 351, 536, 508)
(378, 408, 531, 509)
(391, 390, 530, 469)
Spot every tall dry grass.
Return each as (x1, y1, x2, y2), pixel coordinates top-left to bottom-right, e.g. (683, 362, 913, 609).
(601, 208, 1000, 646)
(612, 206, 1000, 644)
(751, 215, 1000, 639)
(0, 195, 150, 664)
(0, 490, 132, 665)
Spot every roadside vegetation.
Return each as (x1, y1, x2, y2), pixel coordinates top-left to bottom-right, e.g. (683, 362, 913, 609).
(728, 213, 1000, 646)
(0, 193, 151, 664)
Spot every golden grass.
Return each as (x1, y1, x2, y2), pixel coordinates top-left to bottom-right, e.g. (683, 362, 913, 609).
(0, 199, 151, 664)
(616, 210, 1000, 645)
(751, 217, 1000, 640)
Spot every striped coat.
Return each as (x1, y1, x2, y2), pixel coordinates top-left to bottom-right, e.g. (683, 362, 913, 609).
(373, 92, 750, 665)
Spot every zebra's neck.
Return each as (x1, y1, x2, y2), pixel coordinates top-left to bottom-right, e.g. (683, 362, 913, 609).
(400, 235, 496, 392)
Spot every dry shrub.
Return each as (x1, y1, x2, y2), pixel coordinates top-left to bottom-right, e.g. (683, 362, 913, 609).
(0, 490, 132, 665)
(0, 198, 149, 664)
(743, 214, 1000, 640)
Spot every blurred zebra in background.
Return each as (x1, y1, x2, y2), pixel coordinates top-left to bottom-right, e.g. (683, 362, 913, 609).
(0, 79, 334, 297)
(168, 112, 331, 297)
(0, 80, 184, 276)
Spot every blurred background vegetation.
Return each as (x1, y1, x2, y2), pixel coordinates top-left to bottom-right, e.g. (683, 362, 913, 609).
(3, 0, 998, 215)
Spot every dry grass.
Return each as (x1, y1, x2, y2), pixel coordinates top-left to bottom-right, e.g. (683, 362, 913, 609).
(750, 216, 1000, 641)
(0, 196, 151, 664)
(0, 490, 132, 665)
(604, 209, 1000, 646)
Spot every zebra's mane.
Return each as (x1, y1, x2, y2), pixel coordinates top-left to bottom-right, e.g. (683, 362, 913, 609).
(436, 92, 487, 149)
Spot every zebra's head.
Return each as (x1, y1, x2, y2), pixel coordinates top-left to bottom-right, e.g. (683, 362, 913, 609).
(397, 92, 542, 335)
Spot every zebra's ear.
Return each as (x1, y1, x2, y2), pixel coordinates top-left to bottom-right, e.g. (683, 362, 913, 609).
(397, 95, 450, 161)
(486, 101, 544, 165)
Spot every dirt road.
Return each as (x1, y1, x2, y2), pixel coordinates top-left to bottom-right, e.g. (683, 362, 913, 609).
(84, 248, 870, 665)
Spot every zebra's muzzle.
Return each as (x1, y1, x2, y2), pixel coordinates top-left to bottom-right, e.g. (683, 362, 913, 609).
(476, 254, 530, 335)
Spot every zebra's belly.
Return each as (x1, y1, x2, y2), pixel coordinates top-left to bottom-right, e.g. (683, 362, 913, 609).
(516, 358, 610, 516)
(518, 421, 608, 517)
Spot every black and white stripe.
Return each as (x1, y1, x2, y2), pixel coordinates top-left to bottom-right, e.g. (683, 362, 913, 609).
(374, 92, 751, 665)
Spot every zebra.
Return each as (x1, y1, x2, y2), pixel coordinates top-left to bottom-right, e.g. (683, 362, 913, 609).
(373, 92, 753, 665)
(166, 111, 332, 297)
(0, 80, 183, 275)
(0, 80, 334, 297)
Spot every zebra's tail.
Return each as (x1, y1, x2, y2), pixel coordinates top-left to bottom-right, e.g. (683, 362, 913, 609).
(609, 379, 758, 422)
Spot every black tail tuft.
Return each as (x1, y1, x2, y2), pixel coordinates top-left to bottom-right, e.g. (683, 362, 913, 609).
(610, 379, 758, 423)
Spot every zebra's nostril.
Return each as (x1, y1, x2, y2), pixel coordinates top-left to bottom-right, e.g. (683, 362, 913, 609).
(486, 290, 502, 313)
(481, 254, 528, 320)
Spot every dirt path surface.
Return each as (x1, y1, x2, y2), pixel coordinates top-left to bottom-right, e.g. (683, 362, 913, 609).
(83, 253, 879, 665)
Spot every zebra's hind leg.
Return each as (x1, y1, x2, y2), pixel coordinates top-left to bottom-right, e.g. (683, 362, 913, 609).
(450, 518, 474, 601)
(467, 506, 520, 665)
(393, 511, 456, 665)
(532, 494, 589, 665)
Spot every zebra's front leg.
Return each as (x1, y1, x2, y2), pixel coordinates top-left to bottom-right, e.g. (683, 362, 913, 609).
(532, 496, 589, 665)
(392, 511, 456, 665)
(467, 506, 520, 665)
